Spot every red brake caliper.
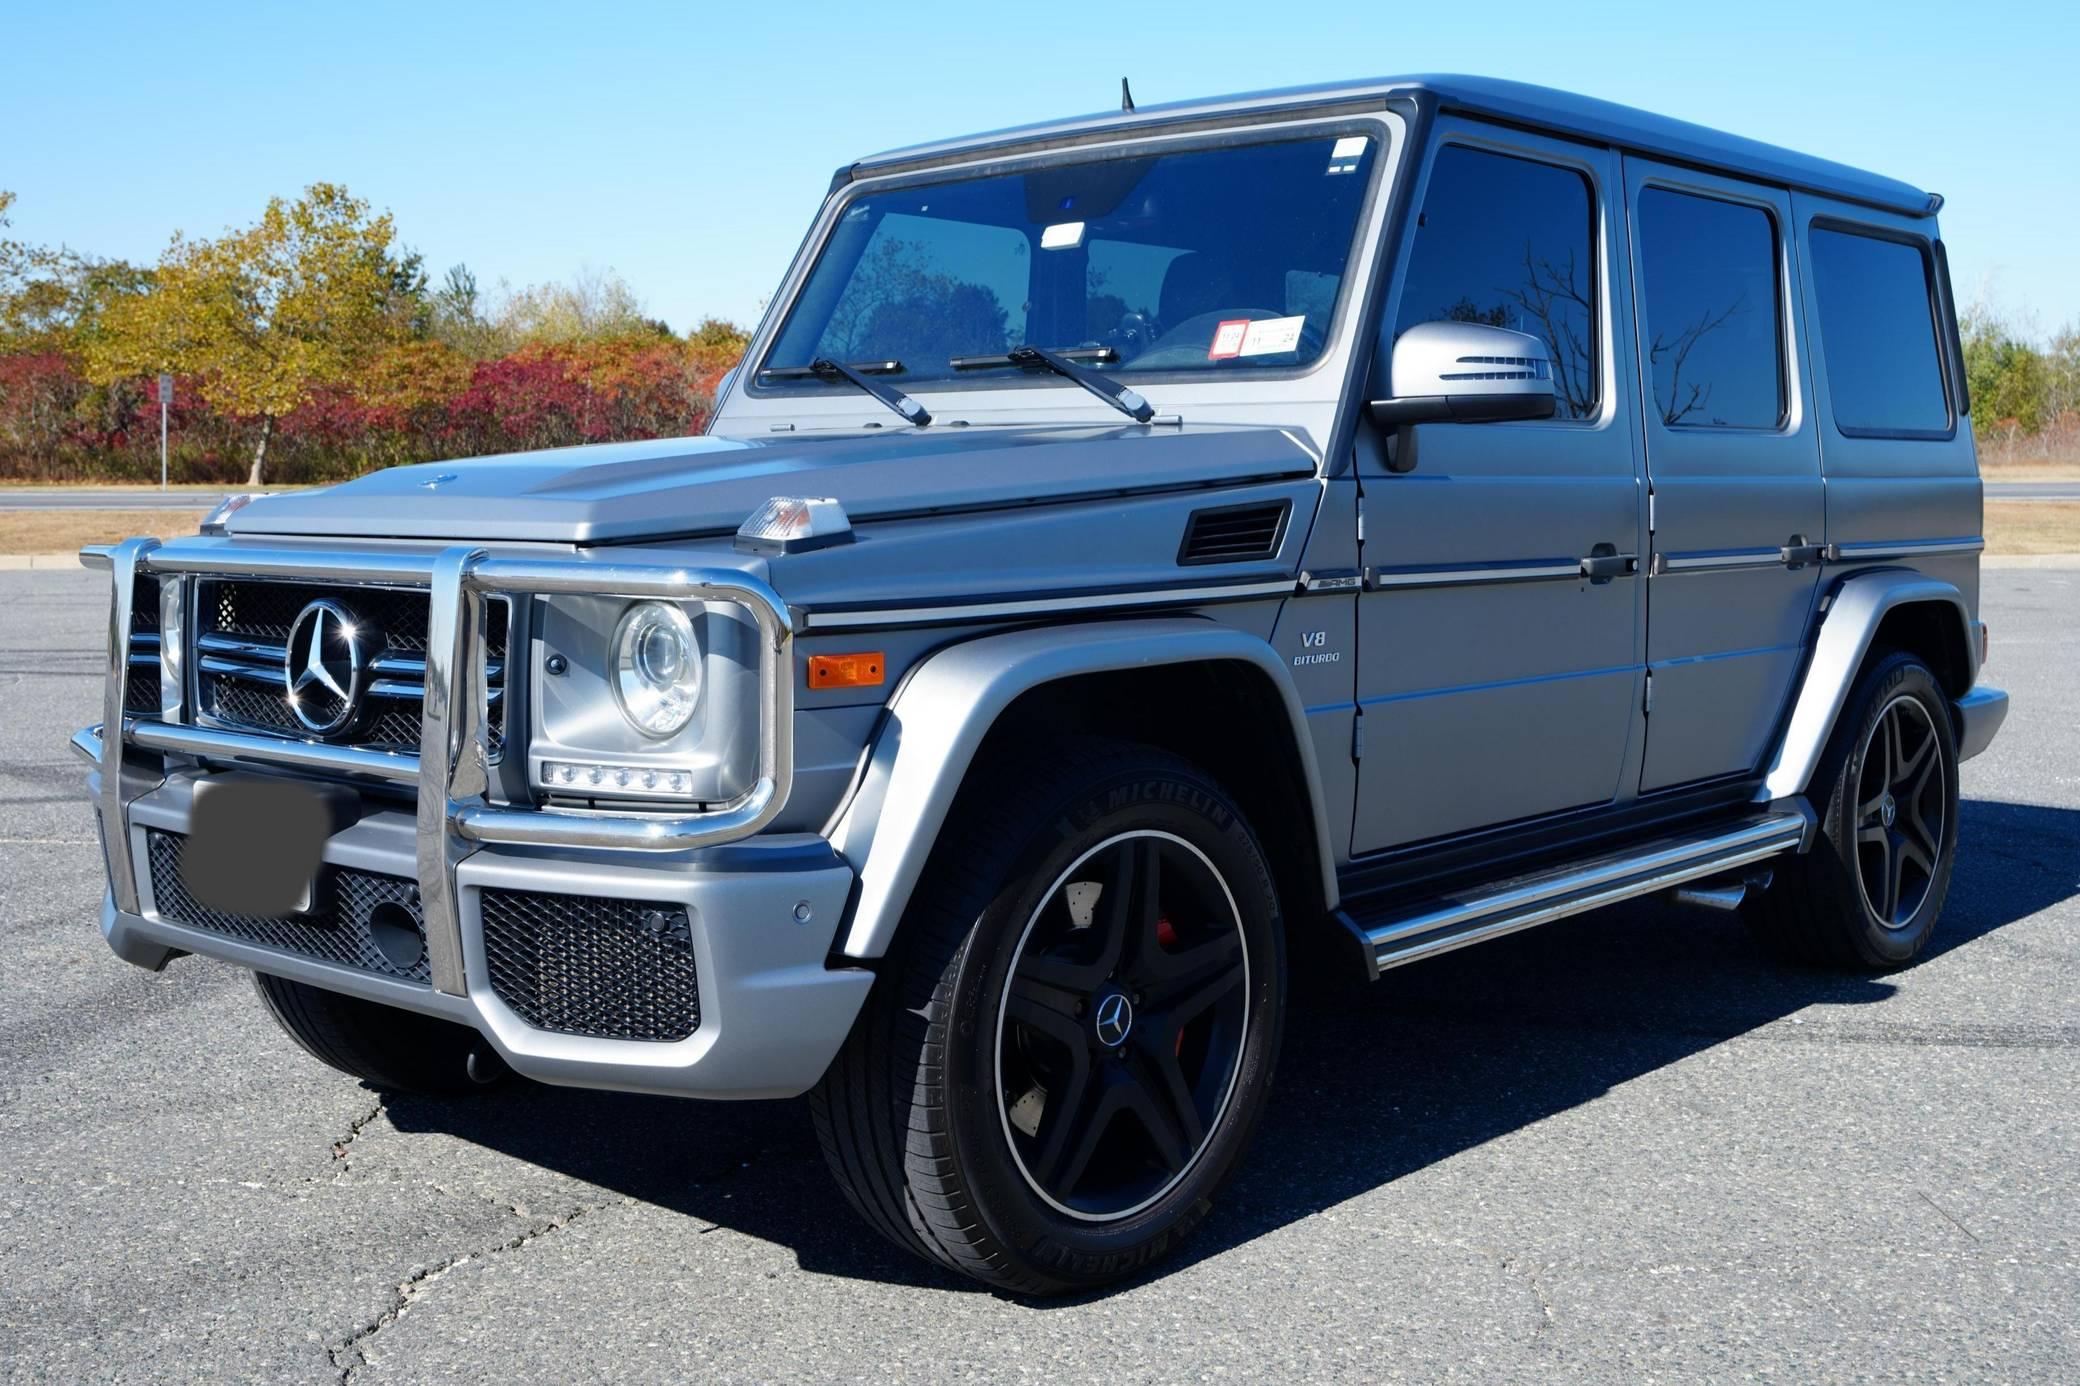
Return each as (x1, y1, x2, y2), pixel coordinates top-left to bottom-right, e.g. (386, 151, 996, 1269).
(1155, 916, 1184, 1055)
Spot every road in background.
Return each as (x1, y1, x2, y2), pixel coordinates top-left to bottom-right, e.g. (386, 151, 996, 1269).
(2, 567, 2075, 1382)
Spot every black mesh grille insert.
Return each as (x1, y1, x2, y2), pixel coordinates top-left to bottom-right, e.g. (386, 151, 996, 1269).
(145, 829, 431, 984)
(480, 889, 700, 1042)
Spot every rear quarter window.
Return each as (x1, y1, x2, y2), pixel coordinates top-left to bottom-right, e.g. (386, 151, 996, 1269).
(1808, 225, 1952, 436)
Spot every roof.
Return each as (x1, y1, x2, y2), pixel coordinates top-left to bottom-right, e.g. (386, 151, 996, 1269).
(851, 74, 1937, 219)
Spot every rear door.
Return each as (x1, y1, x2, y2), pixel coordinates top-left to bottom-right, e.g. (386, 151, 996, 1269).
(1622, 158, 1825, 791)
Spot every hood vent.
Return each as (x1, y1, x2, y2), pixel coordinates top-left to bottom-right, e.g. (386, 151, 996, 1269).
(1178, 500, 1290, 565)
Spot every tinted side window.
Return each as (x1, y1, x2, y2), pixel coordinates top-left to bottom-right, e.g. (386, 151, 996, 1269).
(1636, 188, 1783, 429)
(1394, 145, 1599, 419)
(1808, 226, 1951, 435)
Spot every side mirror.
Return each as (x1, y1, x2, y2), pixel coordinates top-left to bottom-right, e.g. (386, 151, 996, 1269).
(1368, 321, 1558, 443)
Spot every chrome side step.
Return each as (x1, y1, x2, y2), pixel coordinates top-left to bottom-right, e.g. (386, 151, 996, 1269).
(1338, 806, 1812, 979)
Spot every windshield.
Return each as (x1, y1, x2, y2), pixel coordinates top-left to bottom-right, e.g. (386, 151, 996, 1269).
(761, 130, 1381, 388)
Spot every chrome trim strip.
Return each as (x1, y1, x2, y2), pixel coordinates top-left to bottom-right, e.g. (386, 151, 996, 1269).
(1656, 548, 1783, 573)
(98, 539, 162, 915)
(454, 784, 779, 851)
(1366, 560, 1581, 590)
(195, 633, 281, 661)
(417, 547, 489, 996)
(129, 719, 421, 783)
(1830, 537, 1985, 561)
(799, 578, 1295, 631)
(1359, 812, 1807, 974)
(196, 655, 280, 683)
(158, 574, 186, 724)
(146, 546, 441, 584)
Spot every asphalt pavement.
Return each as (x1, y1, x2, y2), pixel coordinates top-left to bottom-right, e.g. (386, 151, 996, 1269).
(2, 567, 2075, 1383)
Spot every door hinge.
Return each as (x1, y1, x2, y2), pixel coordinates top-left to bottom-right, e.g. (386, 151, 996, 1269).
(1352, 708, 1366, 762)
(1643, 669, 1655, 713)
(1355, 494, 1366, 545)
(1647, 489, 1656, 534)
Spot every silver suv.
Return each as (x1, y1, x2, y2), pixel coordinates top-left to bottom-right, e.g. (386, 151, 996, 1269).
(76, 76, 2009, 1294)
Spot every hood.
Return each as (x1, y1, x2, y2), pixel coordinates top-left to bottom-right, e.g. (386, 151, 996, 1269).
(226, 423, 1320, 544)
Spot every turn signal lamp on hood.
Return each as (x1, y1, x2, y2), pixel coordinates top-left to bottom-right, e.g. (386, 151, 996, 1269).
(735, 496, 854, 555)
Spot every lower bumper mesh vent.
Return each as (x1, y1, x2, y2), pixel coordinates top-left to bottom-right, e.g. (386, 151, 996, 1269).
(480, 889, 700, 1042)
(145, 830, 431, 984)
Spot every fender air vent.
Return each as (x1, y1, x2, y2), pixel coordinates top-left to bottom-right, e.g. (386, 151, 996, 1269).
(1178, 500, 1290, 565)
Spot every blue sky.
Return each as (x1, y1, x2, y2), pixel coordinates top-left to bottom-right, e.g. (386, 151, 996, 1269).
(4, 0, 2075, 337)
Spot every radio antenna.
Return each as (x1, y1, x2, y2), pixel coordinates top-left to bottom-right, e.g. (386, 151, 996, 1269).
(1121, 77, 1135, 112)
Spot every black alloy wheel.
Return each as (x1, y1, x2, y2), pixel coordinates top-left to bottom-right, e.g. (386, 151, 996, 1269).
(1852, 692, 1948, 928)
(996, 829, 1250, 1221)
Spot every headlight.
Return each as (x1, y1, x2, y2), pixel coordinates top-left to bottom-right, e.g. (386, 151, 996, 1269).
(612, 601, 701, 738)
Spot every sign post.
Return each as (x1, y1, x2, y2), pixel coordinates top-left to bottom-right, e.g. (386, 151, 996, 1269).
(158, 372, 172, 491)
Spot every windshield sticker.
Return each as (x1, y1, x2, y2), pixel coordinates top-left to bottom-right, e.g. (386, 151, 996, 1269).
(1040, 220, 1087, 250)
(1208, 319, 1252, 360)
(1327, 135, 1369, 175)
(1238, 315, 1306, 356)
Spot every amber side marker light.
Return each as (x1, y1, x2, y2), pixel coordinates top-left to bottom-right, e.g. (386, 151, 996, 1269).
(807, 652, 886, 689)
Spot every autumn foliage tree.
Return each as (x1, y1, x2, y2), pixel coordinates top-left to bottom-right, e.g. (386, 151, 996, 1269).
(83, 183, 407, 484)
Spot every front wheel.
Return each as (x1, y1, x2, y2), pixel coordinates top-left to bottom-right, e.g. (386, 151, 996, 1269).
(811, 739, 1284, 1294)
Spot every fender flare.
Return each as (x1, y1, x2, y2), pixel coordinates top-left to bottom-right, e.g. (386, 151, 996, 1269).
(827, 617, 1337, 959)
(1760, 569, 1977, 801)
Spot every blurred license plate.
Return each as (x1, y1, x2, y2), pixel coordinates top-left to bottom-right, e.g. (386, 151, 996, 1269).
(181, 776, 332, 918)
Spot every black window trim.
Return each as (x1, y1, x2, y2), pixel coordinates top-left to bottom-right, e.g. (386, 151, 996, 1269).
(1388, 133, 1607, 427)
(1806, 215, 1960, 443)
(1636, 181, 1791, 436)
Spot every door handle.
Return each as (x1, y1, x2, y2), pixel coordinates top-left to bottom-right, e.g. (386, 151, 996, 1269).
(1780, 538, 1827, 569)
(1579, 547, 1638, 581)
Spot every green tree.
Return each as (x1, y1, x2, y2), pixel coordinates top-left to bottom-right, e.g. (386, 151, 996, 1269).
(1960, 308, 2049, 435)
(83, 183, 408, 485)
(0, 190, 151, 353)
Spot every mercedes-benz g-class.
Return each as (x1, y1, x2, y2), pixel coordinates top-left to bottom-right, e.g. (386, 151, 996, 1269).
(77, 75, 2009, 1293)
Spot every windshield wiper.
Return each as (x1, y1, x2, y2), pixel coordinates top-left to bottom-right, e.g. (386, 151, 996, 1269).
(952, 345, 1156, 424)
(759, 357, 930, 427)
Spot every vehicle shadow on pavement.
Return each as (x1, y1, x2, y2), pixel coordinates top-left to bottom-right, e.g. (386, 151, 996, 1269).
(380, 797, 2078, 1298)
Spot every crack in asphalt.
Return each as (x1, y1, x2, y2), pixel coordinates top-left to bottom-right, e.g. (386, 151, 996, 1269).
(1499, 1254, 1559, 1340)
(324, 1198, 627, 1384)
(327, 1101, 385, 1181)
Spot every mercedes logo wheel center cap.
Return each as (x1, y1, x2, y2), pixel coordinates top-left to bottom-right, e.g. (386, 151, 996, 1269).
(1092, 990, 1135, 1049)
(284, 599, 365, 734)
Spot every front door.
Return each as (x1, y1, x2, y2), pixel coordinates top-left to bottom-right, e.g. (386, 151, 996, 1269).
(1351, 125, 1646, 855)
(1621, 158, 1825, 790)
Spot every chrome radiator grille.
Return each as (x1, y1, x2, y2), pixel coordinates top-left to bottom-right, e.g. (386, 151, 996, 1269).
(191, 579, 508, 753)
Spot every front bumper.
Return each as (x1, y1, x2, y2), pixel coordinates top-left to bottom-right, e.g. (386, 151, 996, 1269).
(90, 763, 871, 1098)
(77, 537, 873, 1100)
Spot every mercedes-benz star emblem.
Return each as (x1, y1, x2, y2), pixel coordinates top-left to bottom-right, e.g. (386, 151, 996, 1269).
(1092, 991, 1135, 1049)
(284, 599, 364, 734)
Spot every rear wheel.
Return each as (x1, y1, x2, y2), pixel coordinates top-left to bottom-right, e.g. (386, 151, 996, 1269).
(253, 972, 506, 1095)
(811, 739, 1284, 1295)
(1745, 651, 1959, 968)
